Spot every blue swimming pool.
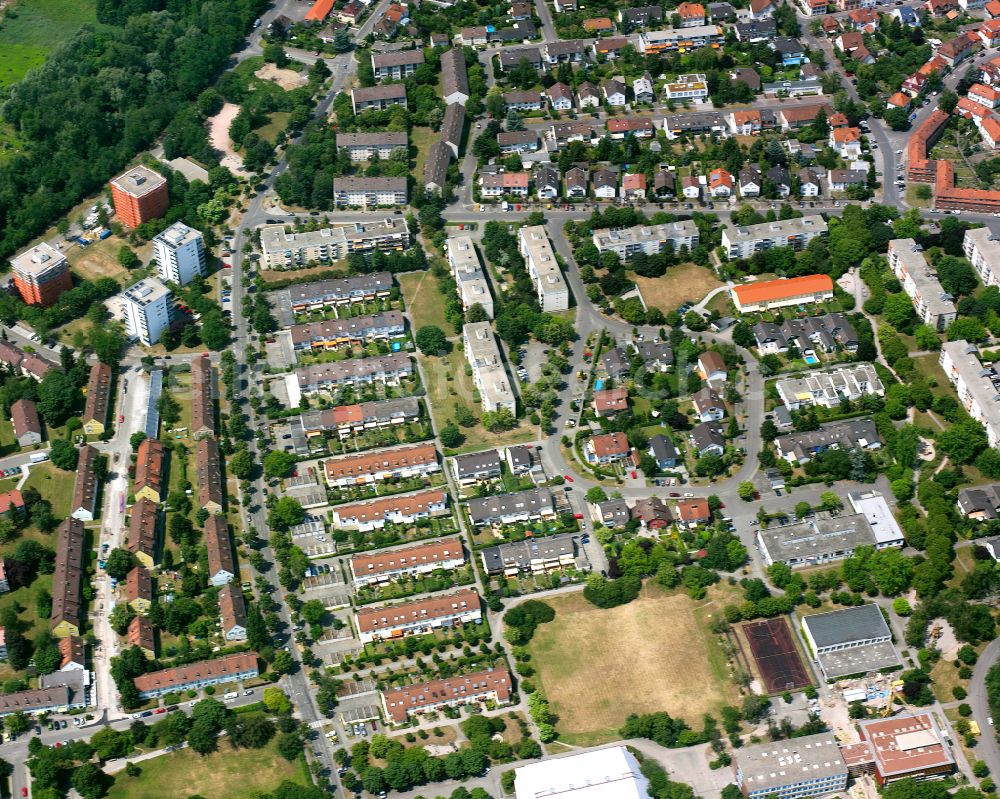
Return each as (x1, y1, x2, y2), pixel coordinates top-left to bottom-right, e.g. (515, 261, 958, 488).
(804, 355, 820, 365)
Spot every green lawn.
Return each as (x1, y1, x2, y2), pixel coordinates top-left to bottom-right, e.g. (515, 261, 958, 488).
(106, 739, 310, 799)
(22, 462, 76, 520)
(398, 269, 450, 332)
(227, 56, 293, 101)
(0, 0, 97, 86)
(257, 111, 291, 144)
(411, 126, 436, 180)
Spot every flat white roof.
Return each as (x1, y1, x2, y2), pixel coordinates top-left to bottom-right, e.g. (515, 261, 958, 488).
(515, 747, 649, 799)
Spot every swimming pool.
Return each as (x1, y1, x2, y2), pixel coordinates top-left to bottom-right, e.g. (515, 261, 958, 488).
(804, 354, 820, 365)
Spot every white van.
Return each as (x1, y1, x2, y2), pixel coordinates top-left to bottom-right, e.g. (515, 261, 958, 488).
(223, 691, 238, 701)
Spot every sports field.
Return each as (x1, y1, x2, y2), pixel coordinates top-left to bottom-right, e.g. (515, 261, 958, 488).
(527, 585, 740, 746)
(739, 617, 811, 694)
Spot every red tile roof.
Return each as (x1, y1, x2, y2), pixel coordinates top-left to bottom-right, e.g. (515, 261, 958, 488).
(732, 275, 833, 306)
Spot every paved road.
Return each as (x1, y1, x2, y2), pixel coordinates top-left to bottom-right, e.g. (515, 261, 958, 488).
(970, 637, 1000, 777)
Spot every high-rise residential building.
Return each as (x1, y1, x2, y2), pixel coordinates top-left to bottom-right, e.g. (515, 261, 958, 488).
(119, 278, 173, 346)
(152, 222, 206, 286)
(10, 243, 73, 307)
(110, 166, 169, 228)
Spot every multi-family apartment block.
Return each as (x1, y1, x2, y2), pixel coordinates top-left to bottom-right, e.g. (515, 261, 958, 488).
(591, 221, 699, 260)
(518, 225, 568, 312)
(886, 239, 956, 331)
(118, 278, 173, 346)
(134, 653, 259, 699)
(260, 219, 410, 267)
(442, 48, 471, 105)
(381, 667, 510, 724)
(152, 222, 206, 286)
(11, 243, 73, 307)
(82, 362, 112, 436)
(191, 353, 215, 438)
(50, 518, 85, 638)
(940, 340, 1000, 448)
(371, 49, 424, 80)
(205, 513, 236, 587)
(467, 487, 556, 525)
(721, 215, 828, 260)
(351, 84, 408, 113)
(196, 437, 223, 513)
(295, 353, 413, 394)
(282, 273, 394, 313)
(299, 397, 420, 439)
(463, 322, 516, 414)
(731, 274, 834, 313)
(336, 132, 408, 162)
(447, 236, 493, 319)
(333, 177, 408, 207)
(354, 588, 481, 643)
(110, 165, 169, 228)
(963, 226, 1000, 287)
(638, 25, 724, 52)
(71, 445, 100, 522)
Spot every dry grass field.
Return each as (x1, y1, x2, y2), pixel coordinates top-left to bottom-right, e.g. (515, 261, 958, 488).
(633, 263, 723, 311)
(527, 584, 740, 746)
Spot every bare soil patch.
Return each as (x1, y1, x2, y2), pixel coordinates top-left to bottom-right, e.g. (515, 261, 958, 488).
(255, 62, 306, 90)
(633, 262, 723, 311)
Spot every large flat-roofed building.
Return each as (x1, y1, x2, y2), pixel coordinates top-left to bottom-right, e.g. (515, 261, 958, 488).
(260, 219, 410, 268)
(775, 364, 884, 410)
(801, 603, 902, 679)
(963, 226, 1000, 288)
(467, 487, 555, 526)
(110, 165, 169, 228)
(333, 177, 408, 208)
(11, 243, 73, 307)
(638, 24, 724, 52)
(592, 221, 699, 260)
(330, 489, 449, 532)
(447, 236, 494, 319)
(722, 215, 828, 262)
(886, 239, 956, 331)
(480, 534, 577, 576)
(381, 666, 510, 724)
(514, 746, 650, 799)
(732, 274, 833, 313)
(352, 84, 408, 113)
(940, 340, 1000, 448)
(757, 506, 902, 569)
(336, 132, 408, 162)
(856, 714, 955, 784)
(134, 652, 259, 699)
(349, 537, 465, 586)
(354, 588, 481, 643)
(118, 278, 173, 346)
(846, 490, 904, 548)
(152, 222, 206, 286)
(518, 225, 568, 312)
(463, 322, 516, 414)
(735, 733, 848, 799)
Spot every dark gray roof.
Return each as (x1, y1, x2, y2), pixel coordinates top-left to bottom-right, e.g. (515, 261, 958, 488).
(690, 422, 724, 452)
(773, 36, 803, 55)
(468, 487, 554, 523)
(480, 534, 576, 572)
(803, 604, 891, 649)
(441, 48, 470, 99)
(424, 141, 453, 189)
(440, 103, 466, 152)
(595, 499, 630, 526)
(602, 345, 630, 376)
(649, 434, 678, 462)
(453, 449, 503, 479)
(958, 484, 1000, 518)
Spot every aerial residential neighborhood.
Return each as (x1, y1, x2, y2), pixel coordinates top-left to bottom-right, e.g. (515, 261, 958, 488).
(4, 0, 1000, 796)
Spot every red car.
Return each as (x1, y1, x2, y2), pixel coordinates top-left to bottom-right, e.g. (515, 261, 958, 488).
(564, 475, 574, 482)
(118, 414, 124, 423)
(573, 513, 583, 519)
(630, 471, 637, 479)
(22, 787, 28, 797)
(669, 492, 680, 497)
(155, 707, 166, 714)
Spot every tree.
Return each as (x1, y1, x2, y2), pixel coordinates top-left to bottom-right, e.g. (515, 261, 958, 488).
(271, 649, 294, 675)
(267, 497, 305, 531)
(104, 548, 135, 581)
(505, 109, 525, 131)
(187, 718, 220, 755)
(439, 423, 464, 448)
(737, 481, 755, 501)
(37, 371, 80, 427)
(263, 687, 292, 715)
(276, 732, 301, 761)
(49, 439, 80, 471)
(331, 30, 352, 53)
(893, 597, 912, 616)
(228, 448, 253, 480)
(884, 107, 910, 131)
(157, 391, 181, 428)
(819, 491, 842, 512)
(71, 762, 108, 799)
(263, 451, 296, 480)
(585, 487, 607, 503)
(415, 325, 448, 355)
(795, 501, 812, 519)
(108, 603, 136, 635)
(117, 246, 140, 269)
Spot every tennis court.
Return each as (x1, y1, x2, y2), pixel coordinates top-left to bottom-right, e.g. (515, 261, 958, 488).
(741, 617, 811, 694)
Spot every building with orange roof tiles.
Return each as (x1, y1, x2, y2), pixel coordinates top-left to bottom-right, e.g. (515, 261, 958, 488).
(907, 108, 950, 182)
(731, 274, 834, 313)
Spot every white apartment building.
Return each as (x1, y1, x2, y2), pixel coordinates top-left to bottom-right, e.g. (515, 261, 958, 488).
(118, 278, 173, 346)
(886, 239, 957, 332)
(447, 236, 494, 319)
(463, 322, 516, 414)
(964, 227, 1000, 288)
(517, 225, 569, 312)
(592, 221, 700, 260)
(355, 589, 481, 644)
(721, 215, 828, 260)
(335, 132, 408, 162)
(260, 219, 410, 268)
(333, 177, 408, 207)
(940, 340, 1000, 448)
(663, 73, 709, 101)
(349, 537, 465, 587)
(152, 222, 206, 286)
